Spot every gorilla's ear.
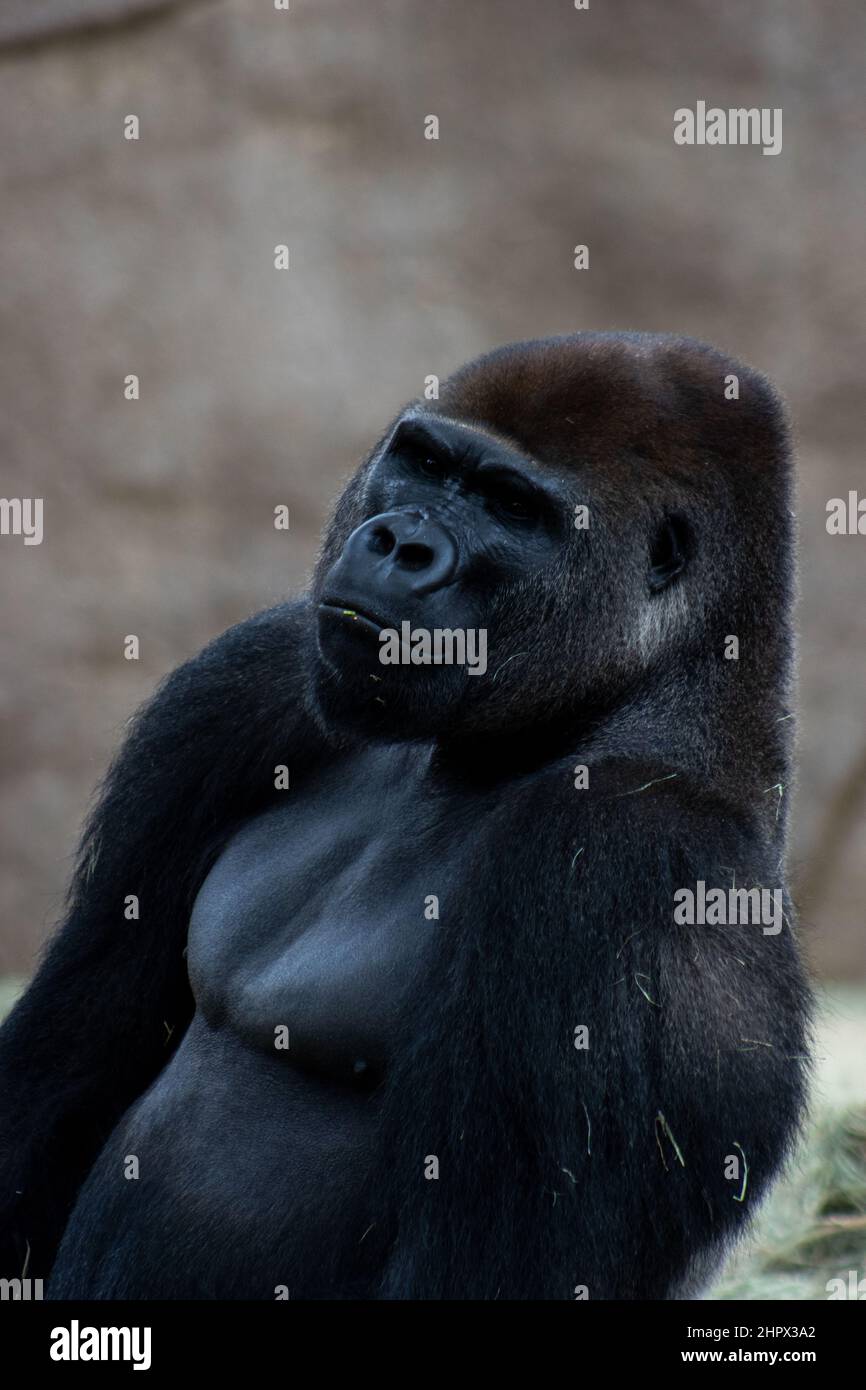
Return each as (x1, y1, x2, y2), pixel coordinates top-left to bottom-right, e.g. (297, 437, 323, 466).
(649, 514, 692, 592)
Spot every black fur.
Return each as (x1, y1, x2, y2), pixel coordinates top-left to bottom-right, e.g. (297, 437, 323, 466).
(0, 333, 811, 1299)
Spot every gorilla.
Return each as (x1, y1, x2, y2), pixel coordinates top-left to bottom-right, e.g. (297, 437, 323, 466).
(0, 332, 811, 1300)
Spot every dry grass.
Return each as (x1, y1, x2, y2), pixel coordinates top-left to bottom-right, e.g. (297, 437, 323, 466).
(710, 986, 866, 1300)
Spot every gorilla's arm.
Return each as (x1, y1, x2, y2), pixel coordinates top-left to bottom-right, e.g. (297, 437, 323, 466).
(381, 759, 811, 1300)
(0, 599, 322, 1280)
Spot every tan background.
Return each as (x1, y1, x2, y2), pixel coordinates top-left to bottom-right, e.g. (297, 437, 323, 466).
(0, 0, 864, 978)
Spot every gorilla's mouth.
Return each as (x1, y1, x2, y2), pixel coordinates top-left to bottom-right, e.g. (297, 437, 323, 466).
(319, 600, 391, 636)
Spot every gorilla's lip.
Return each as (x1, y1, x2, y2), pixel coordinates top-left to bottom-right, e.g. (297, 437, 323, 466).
(319, 600, 391, 635)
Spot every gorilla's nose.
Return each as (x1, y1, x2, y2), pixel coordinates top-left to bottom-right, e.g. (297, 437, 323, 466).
(339, 510, 459, 598)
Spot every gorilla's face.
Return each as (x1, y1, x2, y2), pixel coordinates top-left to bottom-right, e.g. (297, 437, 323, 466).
(311, 411, 691, 743)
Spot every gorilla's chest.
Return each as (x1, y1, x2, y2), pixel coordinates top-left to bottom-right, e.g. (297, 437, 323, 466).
(186, 743, 467, 1084)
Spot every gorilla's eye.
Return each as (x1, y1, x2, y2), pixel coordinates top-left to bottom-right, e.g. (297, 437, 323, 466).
(396, 446, 449, 484)
(416, 455, 447, 481)
(490, 491, 537, 524)
(497, 500, 530, 522)
(649, 514, 692, 592)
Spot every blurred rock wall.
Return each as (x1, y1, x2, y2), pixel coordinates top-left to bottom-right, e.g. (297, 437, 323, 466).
(1, 0, 864, 975)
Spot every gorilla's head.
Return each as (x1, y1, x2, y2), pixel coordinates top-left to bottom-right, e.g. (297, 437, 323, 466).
(309, 332, 792, 749)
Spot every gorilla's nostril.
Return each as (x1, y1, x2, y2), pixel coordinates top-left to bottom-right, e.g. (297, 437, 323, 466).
(367, 526, 396, 556)
(396, 542, 434, 572)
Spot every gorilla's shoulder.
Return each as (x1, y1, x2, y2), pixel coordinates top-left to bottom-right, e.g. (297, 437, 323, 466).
(141, 598, 314, 722)
(180, 596, 311, 668)
(516, 754, 759, 849)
